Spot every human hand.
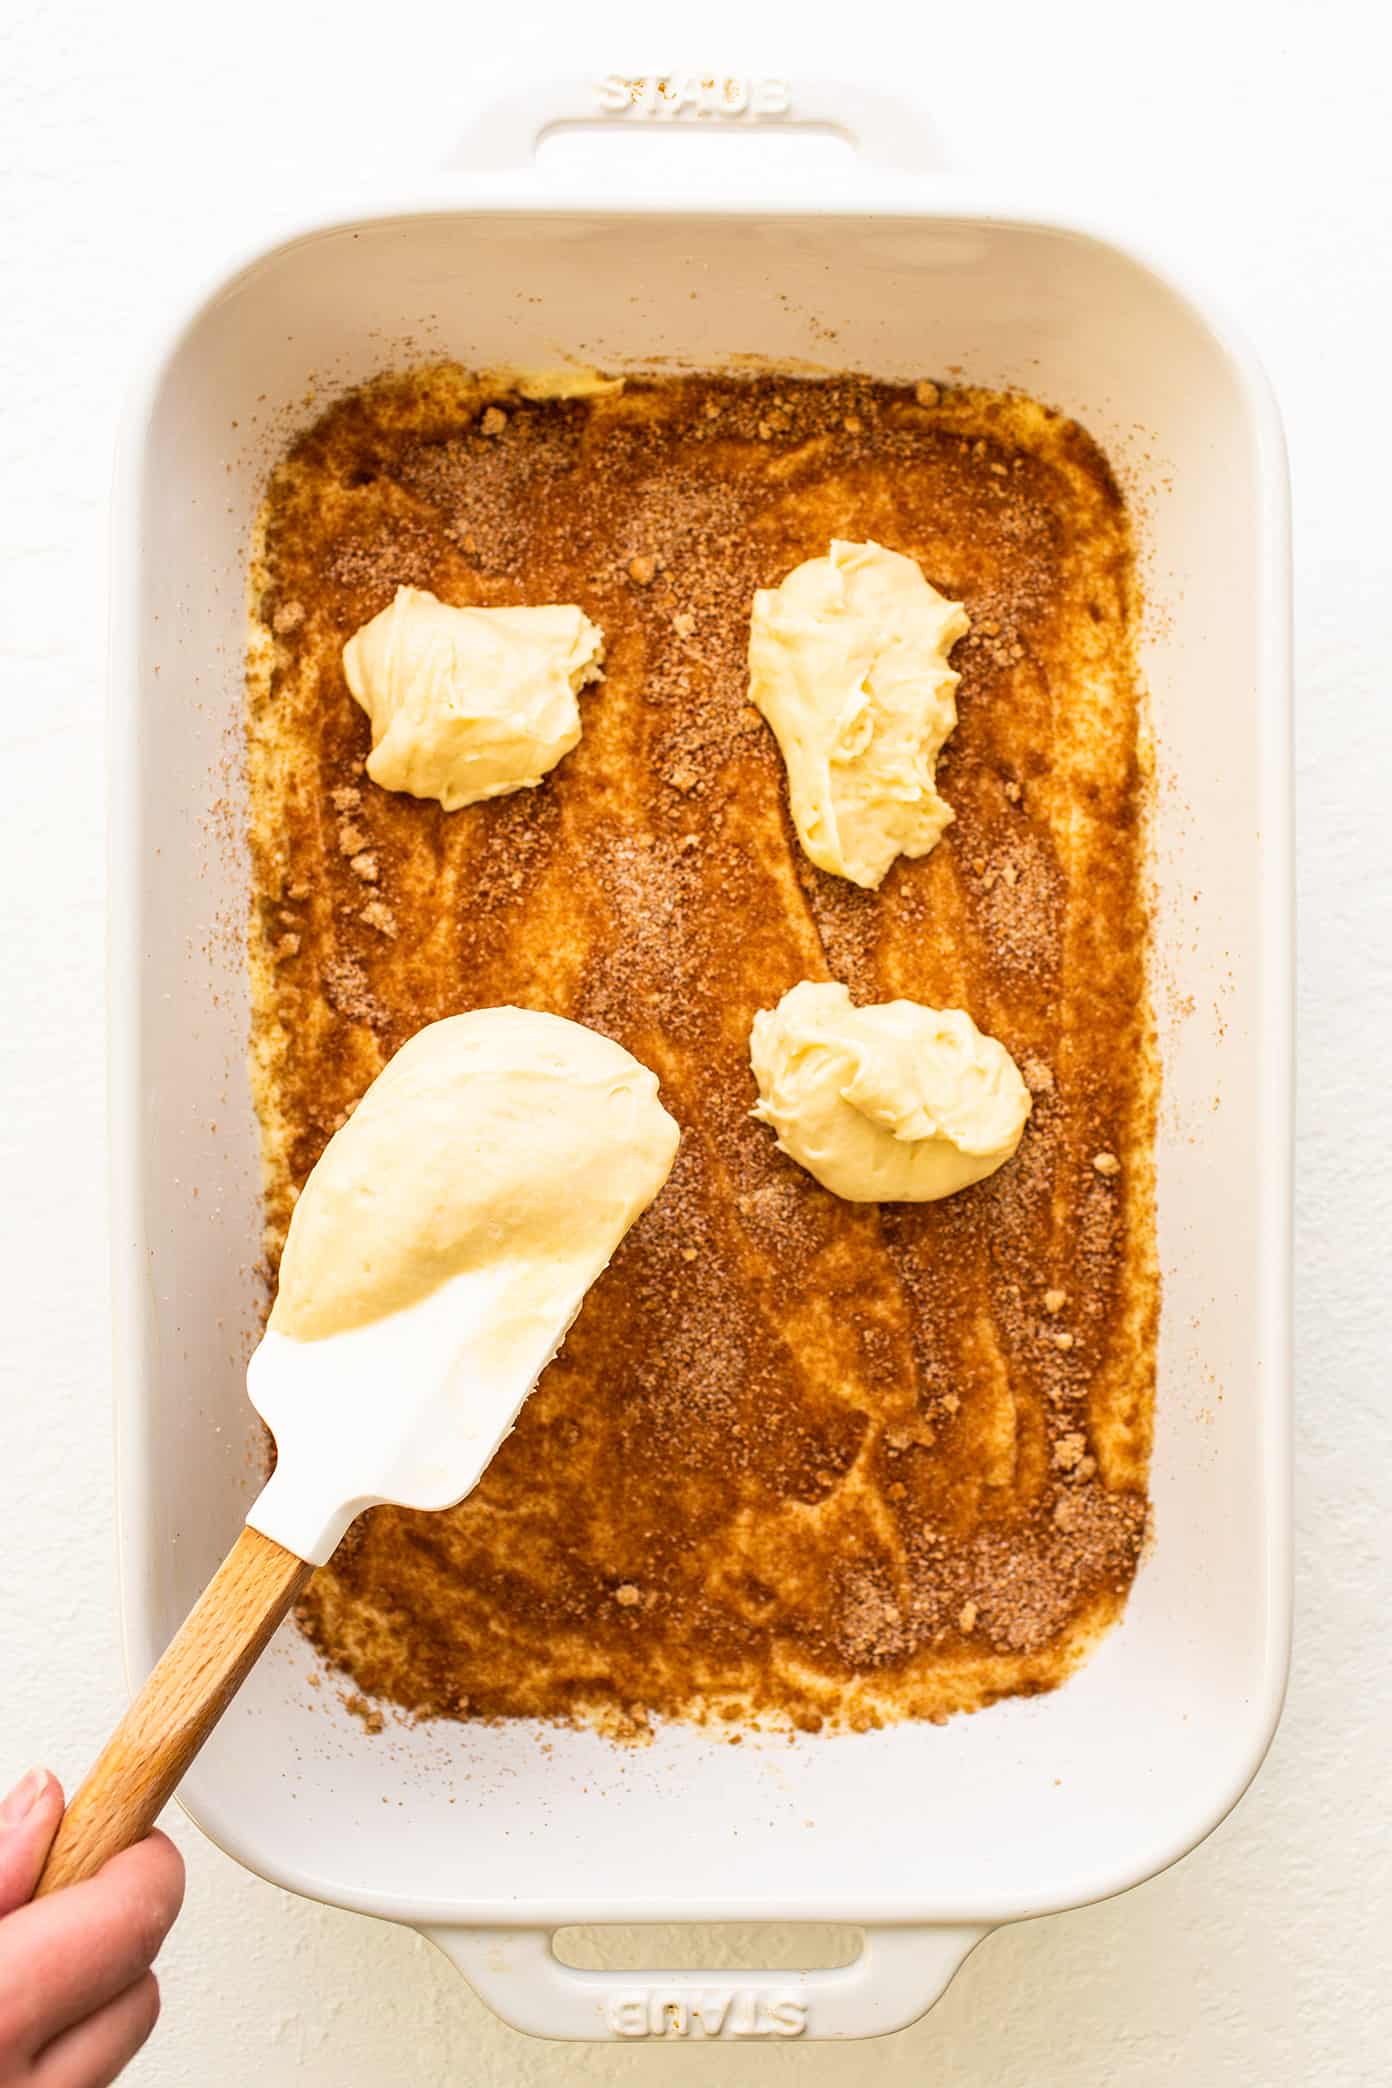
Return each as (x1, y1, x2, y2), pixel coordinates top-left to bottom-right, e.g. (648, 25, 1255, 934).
(0, 1770, 184, 2086)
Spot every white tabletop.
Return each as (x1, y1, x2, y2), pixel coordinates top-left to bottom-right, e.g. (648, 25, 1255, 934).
(1, 1, 1386, 2081)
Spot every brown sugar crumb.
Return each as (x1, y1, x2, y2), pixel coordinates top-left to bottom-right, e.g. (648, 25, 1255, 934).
(1052, 1330, 1075, 1352)
(1092, 1151, 1122, 1177)
(249, 365, 1155, 1738)
(273, 599, 305, 635)
(627, 553, 657, 586)
(273, 933, 301, 962)
(349, 852, 379, 883)
(342, 1692, 385, 1735)
(320, 956, 386, 1027)
(834, 1566, 912, 1665)
(914, 380, 941, 407)
(359, 900, 398, 938)
(1043, 1288, 1067, 1314)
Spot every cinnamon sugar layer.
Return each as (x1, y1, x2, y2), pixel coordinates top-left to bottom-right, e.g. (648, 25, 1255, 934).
(246, 367, 1158, 1735)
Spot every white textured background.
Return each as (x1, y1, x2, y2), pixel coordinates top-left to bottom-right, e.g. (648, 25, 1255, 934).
(2, 2, 1387, 2080)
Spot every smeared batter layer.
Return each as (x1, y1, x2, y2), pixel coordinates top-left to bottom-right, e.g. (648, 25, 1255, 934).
(246, 367, 1158, 1735)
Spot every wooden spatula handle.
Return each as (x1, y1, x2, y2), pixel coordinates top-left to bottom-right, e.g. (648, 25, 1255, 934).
(35, 1526, 313, 1897)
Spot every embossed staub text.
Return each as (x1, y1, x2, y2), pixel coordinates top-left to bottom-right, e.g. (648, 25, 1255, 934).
(606, 1986, 808, 2039)
(594, 76, 792, 120)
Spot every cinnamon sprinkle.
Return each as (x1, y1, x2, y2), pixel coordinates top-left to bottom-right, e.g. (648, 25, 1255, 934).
(245, 366, 1158, 1735)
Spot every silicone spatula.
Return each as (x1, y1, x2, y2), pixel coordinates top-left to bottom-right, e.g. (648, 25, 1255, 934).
(37, 1011, 677, 1895)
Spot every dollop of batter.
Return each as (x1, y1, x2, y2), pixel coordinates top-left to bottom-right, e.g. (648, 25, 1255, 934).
(343, 586, 604, 810)
(271, 1008, 679, 1341)
(750, 981, 1030, 1202)
(747, 539, 968, 888)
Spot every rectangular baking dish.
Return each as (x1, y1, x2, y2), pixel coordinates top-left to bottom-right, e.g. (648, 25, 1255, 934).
(110, 80, 1292, 2042)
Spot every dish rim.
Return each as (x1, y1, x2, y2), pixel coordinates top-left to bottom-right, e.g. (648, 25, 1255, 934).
(107, 179, 1294, 1934)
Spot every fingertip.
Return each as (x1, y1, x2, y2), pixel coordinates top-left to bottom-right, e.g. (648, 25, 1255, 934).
(0, 1765, 63, 1829)
(0, 1769, 66, 1916)
(26, 1966, 166, 2087)
(35, 1770, 65, 1827)
(29, 1773, 65, 1849)
(145, 1829, 187, 1916)
(137, 1966, 162, 2035)
(102, 1828, 187, 1943)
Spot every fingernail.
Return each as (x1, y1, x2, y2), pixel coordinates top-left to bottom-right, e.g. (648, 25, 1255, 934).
(0, 1769, 48, 1829)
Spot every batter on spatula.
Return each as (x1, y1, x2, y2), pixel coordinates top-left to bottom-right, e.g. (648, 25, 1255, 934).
(250, 1008, 680, 1562)
(37, 1007, 678, 1895)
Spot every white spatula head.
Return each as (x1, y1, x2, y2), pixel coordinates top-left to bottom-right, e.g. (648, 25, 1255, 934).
(243, 1008, 679, 1565)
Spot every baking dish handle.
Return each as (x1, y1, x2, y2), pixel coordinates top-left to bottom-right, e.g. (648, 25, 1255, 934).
(450, 75, 943, 176)
(423, 1922, 985, 2041)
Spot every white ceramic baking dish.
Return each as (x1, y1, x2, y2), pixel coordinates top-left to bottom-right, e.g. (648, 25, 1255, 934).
(109, 80, 1292, 2042)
